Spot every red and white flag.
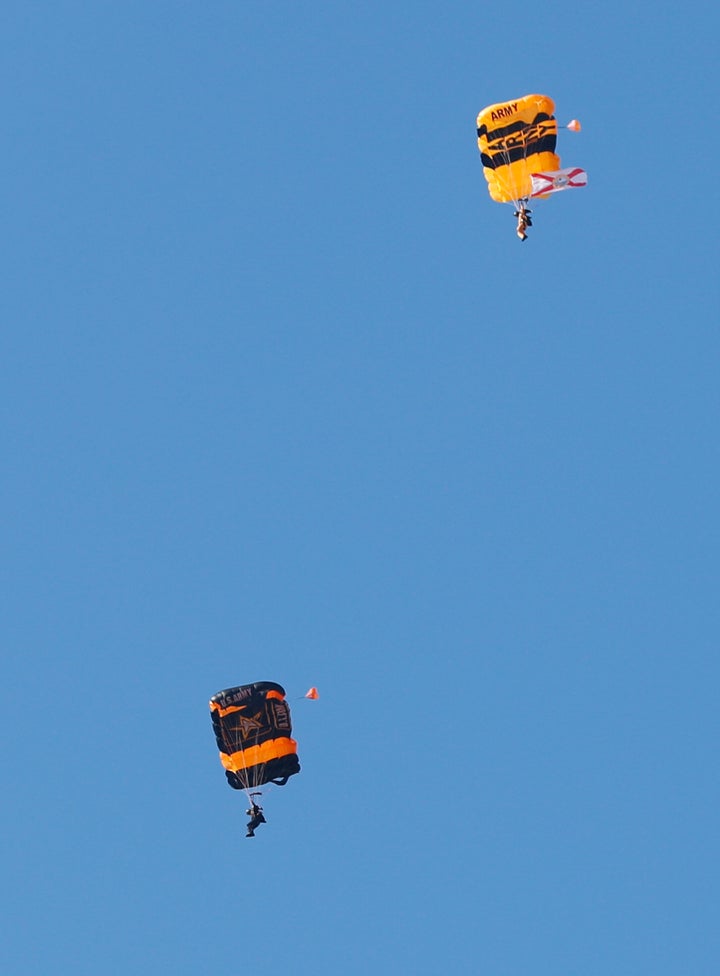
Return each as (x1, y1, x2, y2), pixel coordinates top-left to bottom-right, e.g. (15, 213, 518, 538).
(530, 167, 588, 197)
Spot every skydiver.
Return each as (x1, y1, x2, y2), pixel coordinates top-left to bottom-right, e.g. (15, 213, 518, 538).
(245, 802, 267, 838)
(514, 205, 532, 241)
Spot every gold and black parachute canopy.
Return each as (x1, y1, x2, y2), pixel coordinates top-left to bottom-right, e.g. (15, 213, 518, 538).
(476, 93, 560, 204)
(209, 681, 300, 791)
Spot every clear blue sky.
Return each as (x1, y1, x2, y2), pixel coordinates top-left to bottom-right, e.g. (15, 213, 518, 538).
(3, 2, 718, 974)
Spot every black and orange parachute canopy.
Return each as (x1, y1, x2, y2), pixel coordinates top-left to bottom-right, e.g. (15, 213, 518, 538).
(209, 681, 300, 791)
(476, 93, 559, 204)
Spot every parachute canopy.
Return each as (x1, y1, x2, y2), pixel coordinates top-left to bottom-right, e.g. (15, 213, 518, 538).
(209, 681, 300, 791)
(476, 94, 560, 204)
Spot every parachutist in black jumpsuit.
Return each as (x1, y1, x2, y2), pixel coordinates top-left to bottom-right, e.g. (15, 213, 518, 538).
(245, 802, 267, 837)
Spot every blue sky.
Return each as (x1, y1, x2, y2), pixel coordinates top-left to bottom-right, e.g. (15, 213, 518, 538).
(2, 2, 718, 974)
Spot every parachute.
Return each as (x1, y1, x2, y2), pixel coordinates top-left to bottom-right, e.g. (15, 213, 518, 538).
(476, 93, 586, 238)
(476, 94, 559, 205)
(209, 681, 300, 793)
